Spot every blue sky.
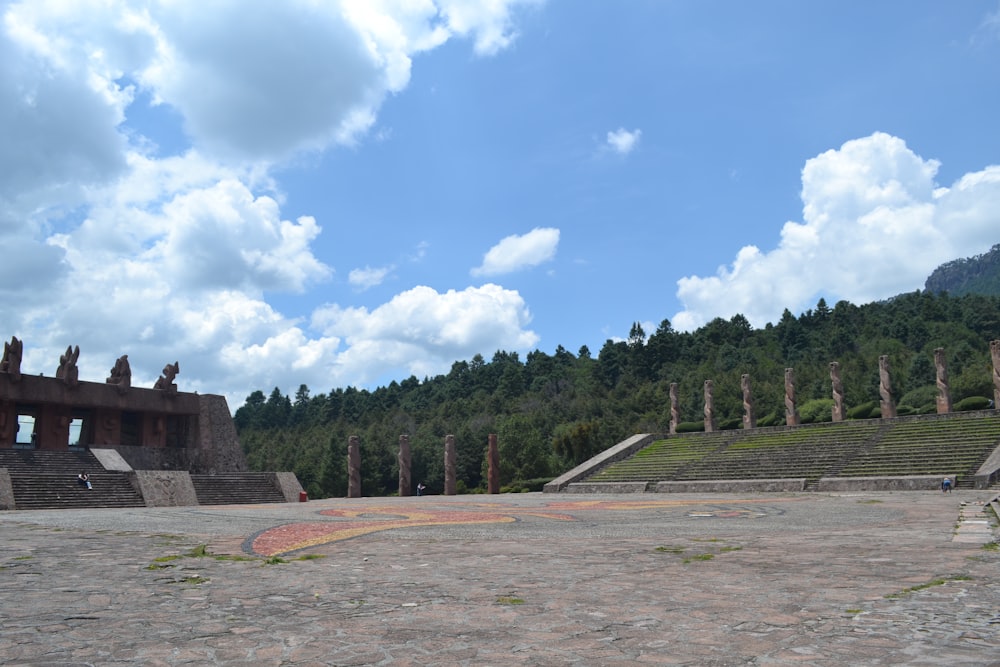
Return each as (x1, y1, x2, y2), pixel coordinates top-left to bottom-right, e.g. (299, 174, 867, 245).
(2, 0, 1000, 408)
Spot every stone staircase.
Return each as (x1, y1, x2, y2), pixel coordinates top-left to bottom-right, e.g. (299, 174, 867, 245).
(190, 473, 288, 505)
(0, 449, 145, 510)
(583, 412, 1000, 490)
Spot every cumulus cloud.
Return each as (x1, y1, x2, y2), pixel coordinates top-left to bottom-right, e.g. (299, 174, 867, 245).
(349, 265, 393, 290)
(672, 132, 1000, 331)
(312, 284, 539, 384)
(606, 127, 641, 155)
(471, 227, 560, 277)
(0, 0, 542, 404)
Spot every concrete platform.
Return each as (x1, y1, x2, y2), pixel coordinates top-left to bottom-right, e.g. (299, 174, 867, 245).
(1, 491, 998, 666)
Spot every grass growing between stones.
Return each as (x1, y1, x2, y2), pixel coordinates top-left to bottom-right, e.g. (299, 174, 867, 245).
(884, 575, 973, 599)
(149, 545, 326, 569)
(684, 553, 714, 563)
(656, 540, 743, 563)
(496, 596, 525, 605)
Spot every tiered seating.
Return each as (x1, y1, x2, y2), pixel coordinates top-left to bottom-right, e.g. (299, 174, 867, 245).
(581, 413, 1000, 491)
(587, 431, 733, 483)
(0, 449, 145, 509)
(190, 473, 288, 505)
(674, 421, 882, 485)
(837, 415, 1000, 487)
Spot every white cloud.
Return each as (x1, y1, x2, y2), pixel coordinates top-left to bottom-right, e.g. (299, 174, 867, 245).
(672, 132, 1000, 331)
(312, 284, 539, 384)
(0, 0, 541, 406)
(349, 265, 393, 290)
(471, 227, 560, 277)
(606, 127, 641, 155)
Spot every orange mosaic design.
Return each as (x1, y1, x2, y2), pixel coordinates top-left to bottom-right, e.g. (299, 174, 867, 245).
(246, 497, 798, 556)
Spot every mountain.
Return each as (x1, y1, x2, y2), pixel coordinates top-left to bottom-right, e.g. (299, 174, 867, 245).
(925, 243, 1000, 297)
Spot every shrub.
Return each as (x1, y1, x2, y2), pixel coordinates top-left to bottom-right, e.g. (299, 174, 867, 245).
(898, 385, 937, 414)
(501, 477, 553, 493)
(756, 412, 782, 427)
(799, 398, 834, 424)
(847, 401, 877, 419)
(954, 396, 992, 412)
(676, 421, 704, 433)
(719, 418, 742, 430)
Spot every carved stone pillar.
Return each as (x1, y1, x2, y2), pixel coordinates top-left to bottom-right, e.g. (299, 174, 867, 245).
(934, 348, 952, 414)
(703, 380, 716, 433)
(991, 340, 1000, 408)
(878, 355, 896, 419)
(784, 368, 800, 426)
(487, 433, 500, 494)
(669, 383, 679, 435)
(444, 434, 457, 496)
(741, 374, 755, 429)
(830, 362, 845, 422)
(348, 435, 361, 498)
(398, 434, 411, 497)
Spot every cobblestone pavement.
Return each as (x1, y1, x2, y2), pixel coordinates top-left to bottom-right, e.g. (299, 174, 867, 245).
(1, 491, 998, 666)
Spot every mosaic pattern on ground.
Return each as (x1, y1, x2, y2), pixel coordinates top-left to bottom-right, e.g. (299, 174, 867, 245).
(245, 497, 799, 556)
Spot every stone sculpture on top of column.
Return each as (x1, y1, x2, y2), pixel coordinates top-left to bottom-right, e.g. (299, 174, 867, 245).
(784, 368, 800, 426)
(1, 336, 23, 382)
(669, 382, 679, 435)
(830, 362, 845, 422)
(154, 361, 180, 394)
(741, 374, 755, 429)
(878, 355, 897, 419)
(56, 345, 80, 388)
(934, 348, 952, 414)
(991, 340, 1000, 408)
(703, 380, 717, 433)
(398, 434, 411, 497)
(444, 434, 457, 495)
(348, 435, 361, 498)
(106, 354, 132, 394)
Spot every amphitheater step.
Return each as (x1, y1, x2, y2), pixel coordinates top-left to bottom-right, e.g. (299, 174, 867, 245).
(190, 473, 288, 505)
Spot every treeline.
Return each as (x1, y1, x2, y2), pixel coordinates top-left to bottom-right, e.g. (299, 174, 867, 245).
(235, 291, 1000, 499)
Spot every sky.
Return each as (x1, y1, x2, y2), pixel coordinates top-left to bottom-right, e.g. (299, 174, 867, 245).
(2, 0, 1000, 410)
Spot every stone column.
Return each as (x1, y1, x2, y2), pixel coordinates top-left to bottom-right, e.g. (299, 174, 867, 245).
(487, 433, 500, 494)
(878, 355, 896, 419)
(991, 340, 1000, 408)
(348, 435, 361, 498)
(398, 434, 412, 497)
(444, 434, 457, 496)
(784, 368, 800, 426)
(934, 348, 952, 414)
(668, 383, 679, 435)
(830, 362, 845, 422)
(741, 374, 755, 429)
(703, 380, 716, 433)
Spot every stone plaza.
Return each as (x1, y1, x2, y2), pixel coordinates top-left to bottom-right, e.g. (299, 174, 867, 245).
(1, 490, 997, 666)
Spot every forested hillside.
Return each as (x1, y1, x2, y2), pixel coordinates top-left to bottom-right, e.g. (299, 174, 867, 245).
(925, 243, 1000, 296)
(235, 291, 1000, 499)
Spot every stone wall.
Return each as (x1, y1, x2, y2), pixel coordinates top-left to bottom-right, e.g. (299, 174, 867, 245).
(130, 470, 199, 507)
(564, 481, 650, 493)
(194, 394, 248, 473)
(0, 468, 12, 510)
(655, 479, 807, 493)
(272, 471, 305, 502)
(815, 476, 953, 492)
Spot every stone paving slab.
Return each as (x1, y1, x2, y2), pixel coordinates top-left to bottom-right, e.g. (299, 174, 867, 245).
(0, 491, 998, 666)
